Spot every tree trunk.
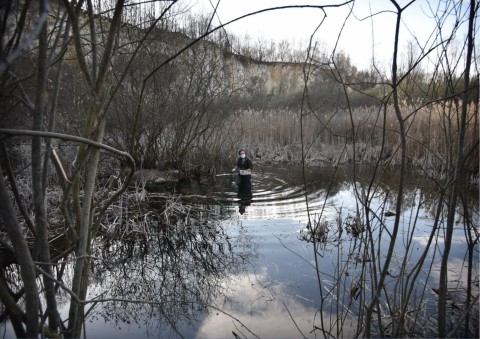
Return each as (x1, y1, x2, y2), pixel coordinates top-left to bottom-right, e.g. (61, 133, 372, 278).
(31, 9, 61, 333)
(364, 1, 408, 336)
(63, 0, 125, 336)
(0, 173, 39, 338)
(437, 0, 475, 336)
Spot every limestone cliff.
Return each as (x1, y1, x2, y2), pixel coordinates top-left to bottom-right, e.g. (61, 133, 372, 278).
(222, 53, 325, 99)
(132, 28, 326, 101)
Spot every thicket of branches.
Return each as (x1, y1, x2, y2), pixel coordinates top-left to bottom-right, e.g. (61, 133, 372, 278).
(294, 1, 479, 338)
(0, 0, 478, 338)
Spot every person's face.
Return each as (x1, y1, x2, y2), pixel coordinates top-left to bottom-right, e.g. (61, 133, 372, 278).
(240, 151, 245, 158)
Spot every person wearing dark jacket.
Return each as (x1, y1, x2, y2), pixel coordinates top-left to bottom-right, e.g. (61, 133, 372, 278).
(232, 149, 253, 193)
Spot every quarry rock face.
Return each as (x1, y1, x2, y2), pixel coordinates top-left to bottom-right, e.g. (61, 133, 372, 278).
(223, 53, 325, 98)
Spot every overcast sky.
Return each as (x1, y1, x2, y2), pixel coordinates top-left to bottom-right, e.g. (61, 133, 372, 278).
(187, 0, 473, 71)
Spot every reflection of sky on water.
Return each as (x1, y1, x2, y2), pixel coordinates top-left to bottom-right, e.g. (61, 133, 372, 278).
(2, 166, 476, 338)
(201, 166, 478, 337)
(197, 269, 356, 339)
(192, 216, 358, 338)
(93, 166, 477, 337)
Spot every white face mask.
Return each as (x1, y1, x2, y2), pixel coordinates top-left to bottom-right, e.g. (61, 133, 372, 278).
(240, 154, 246, 159)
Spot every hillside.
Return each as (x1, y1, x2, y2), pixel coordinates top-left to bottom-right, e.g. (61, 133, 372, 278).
(129, 28, 327, 103)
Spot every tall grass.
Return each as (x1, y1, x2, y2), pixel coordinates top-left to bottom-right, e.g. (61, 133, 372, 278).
(227, 101, 478, 179)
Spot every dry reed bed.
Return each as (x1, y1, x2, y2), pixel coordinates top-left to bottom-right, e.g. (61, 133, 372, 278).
(228, 102, 478, 176)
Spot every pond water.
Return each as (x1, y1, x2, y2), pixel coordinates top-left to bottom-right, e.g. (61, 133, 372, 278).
(1, 165, 478, 338)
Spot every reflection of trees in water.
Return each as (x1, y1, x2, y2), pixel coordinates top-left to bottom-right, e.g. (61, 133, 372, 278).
(301, 174, 479, 338)
(303, 165, 471, 219)
(339, 168, 479, 222)
(88, 200, 256, 335)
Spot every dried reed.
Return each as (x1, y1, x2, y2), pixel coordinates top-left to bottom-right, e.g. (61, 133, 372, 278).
(224, 102, 478, 179)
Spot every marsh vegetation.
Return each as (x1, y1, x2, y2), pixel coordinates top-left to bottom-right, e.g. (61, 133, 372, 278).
(0, 0, 478, 338)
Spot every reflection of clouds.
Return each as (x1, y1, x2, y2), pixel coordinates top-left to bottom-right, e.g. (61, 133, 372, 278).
(402, 233, 478, 312)
(197, 269, 355, 339)
(427, 257, 479, 289)
(413, 234, 471, 247)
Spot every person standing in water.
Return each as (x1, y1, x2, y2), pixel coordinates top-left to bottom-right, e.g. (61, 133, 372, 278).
(232, 149, 253, 201)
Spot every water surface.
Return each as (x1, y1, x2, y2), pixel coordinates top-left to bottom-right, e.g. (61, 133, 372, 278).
(1, 165, 477, 338)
